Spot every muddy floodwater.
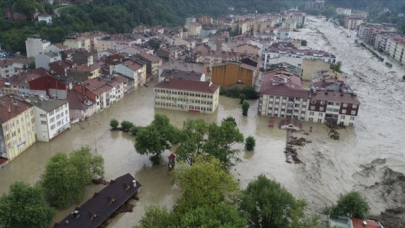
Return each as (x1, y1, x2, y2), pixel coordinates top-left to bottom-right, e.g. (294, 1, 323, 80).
(0, 16, 404, 227)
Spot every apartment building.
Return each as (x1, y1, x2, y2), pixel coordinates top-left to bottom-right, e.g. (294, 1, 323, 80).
(389, 39, 405, 65)
(154, 78, 220, 114)
(0, 96, 36, 163)
(344, 16, 364, 30)
(159, 69, 205, 82)
(136, 52, 162, 77)
(211, 62, 259, 87)
(25, 98, 70, 142)
(111, 59, 146, 88)
(185, 22, 203, 36)
(67, 89, 96, 121)
(358, 23, 397, 47)
(281, 20, 296, 30)
(305, 0, 325, 10)
(25, 37, 51, 58)
(63, 36, 91, 51)
(258, 70, 309, 120)
(0, 59, 15, 78)
(34, 52, 62, 70)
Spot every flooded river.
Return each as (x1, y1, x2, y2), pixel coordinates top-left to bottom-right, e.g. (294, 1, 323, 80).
(0, 16, 404, 227)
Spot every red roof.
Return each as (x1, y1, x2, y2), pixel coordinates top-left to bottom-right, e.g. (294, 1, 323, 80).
(351, 218, 381, 228)
(0, 96, 33, 124)
(154, 79, 219, 94)
(260, 70, 309, 99)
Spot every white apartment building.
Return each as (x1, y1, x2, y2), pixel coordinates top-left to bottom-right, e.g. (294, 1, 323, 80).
(154, 78, 220, 114)
(111, 60, 146, 88)
(28, 99, 70, 142)
(25, 37, 51, 58)
(258, 70, 309, 120)
(34, 52, 62, 70)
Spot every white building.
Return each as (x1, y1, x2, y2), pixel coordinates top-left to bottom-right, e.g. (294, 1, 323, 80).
(27, 99, 70, 142)
(25, 37, 51, 58)
(34, 52, 62, 70)
(111, 59, 146, 89)
(38, 14, 52, 24)
(276, 29, 291, 40)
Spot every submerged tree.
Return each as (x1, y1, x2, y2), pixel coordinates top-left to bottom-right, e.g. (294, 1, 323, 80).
(110, 119, 119, 129)
(135, 114, 179, 164)
(0, 182, 56, 228)
(245, 136, 256, 151)
(242, 101, 250, 116)
(326, 191, 370, 219)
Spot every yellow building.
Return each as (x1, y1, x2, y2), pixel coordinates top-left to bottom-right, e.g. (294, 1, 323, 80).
(63, 36, 91, 51)
(0, 96, 36, 164)
(282, 20, 297, 30)
(185, 22, 202, 36)
(211, 62, 258, 87)
(154, 78, 220, 114)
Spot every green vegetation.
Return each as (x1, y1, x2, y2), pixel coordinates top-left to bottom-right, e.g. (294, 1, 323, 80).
(0, 182, 56, 228)
(134, 114, 179, 164)
(239, 94, 246, 104)
(385, 62, 393, 68)
(304, 6, 336, 19)
(110, 118, 119, 129)
(245, 136, 256, 151)
(40, 147, 104, 208)
(360, 43, 384, 61)
(325, 191, 370, 219)
(301, 39, 307, 46)
(224, 116, 237, 126)
(242, 101, 250, 116)
(238, 175, 319, 228)
(330, 61, 342, 73)
(121, 120, 135, 131)
(403, 75, 405, 80)
(220, 86, 259, 99)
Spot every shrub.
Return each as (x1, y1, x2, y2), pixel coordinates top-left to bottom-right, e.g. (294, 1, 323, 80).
(245, 136, 256, 151)
(130, 126, 141, 136)
(242, 101, 250, 116)
(110, 119, 119, 129)
(239, 94, 246, 104)
(301, 40, 307, 46)
(385, 62, 393, 68)
(121, 120, 134, 131)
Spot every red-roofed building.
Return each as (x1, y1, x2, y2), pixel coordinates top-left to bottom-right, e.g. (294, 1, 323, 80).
(28, 74, 73, 99)
(67, 89, 96, 121)
(154, 78, 220, 114)
(73, 77, 114, 112)
(351, 218, 381, 228)
(110, 59, 146, 88)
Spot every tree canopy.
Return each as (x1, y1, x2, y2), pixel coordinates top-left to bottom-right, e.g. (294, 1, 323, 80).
(238, 174, 318, 228)
(326, 191, 370, 219)
(171, 157, 239, 212)
(0, 182, 55, 228)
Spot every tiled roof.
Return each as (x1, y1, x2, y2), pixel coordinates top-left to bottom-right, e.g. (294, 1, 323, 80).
(121, 60, 143, 71)
(311, 91, 360, 105)
(0, 96, 33, 124)
(260, 70, 309, 99)
(138, 52, 161, 62)
(68, 90, 94, 110)
(0, 59, 13, 67)
(155, 78, 219, 94)
(160, 69, 203, 81)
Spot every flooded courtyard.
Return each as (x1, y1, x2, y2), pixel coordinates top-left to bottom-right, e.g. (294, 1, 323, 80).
(0, 16, 404, 227)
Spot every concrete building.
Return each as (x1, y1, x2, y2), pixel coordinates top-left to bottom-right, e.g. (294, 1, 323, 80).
(276, 29, 291, 39)
(63, 36, 91, 51)
(34, 52, 62, 70)
(26, 98, 70, 142)
(211, 62, 258, 87)
(344, 16, 365, 30)
(136, 52, 162, 78)
(0, 59, 15, 78)
(154, 78, 220, 114)
(336, 8, 352, 15)
(159, 69, 205, 82)
(258, 70, 309, 120)
(198, 15, 214, 25)
(305, 0, 325, 10)
(28, 74, 73, 99)
(111, 59, 146, 88)
(301, 59, 331, 81)
(73, 78, 114, 113)
(0, 96, 36, 163)
(185, 22, 203, 36)
(282, 20, 297, 30)
(67, 89, 96, 121)
(25, 37, 51, 58)
(38, 14, 52, 24)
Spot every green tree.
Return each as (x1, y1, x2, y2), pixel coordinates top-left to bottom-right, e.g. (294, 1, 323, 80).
(301, 40, 307, 46)
(130, 126, 141, 136)
(110, 119, 119, 129)
(238, 174, 318, 228)
(121, 120, 134, 131)
(242, 101, 250, 116)
(330, 61, 342, 73)
(135, 114, 178, 164)
(224, 116, 237, 126)
(327, 191, 370, 219)
(175, 119, 208, 165)
(172, 157, 239, 212)
(403, 75, 405, 80)
(239, 94, 246, 104)
(178, 203, 247, 227)
(134, 205, 178, 228)
(13, 0, 44, 21)
(40, 154, 84, 208)
(245, 136, 256, 151)
(203, 121, 244, 167)
(70, 147, 105, 182)
(0, 182, 56, 228)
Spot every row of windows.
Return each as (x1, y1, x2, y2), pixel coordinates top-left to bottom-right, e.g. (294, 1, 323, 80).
(308, 112, 356, 120)
(311, 100, 358, 109)
(156, 96, 213, 105)
(155, 89, 213, 98)
(155, 102, 213, 112)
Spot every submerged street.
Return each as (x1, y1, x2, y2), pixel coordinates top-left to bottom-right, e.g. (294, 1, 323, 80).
(0, 16, 404, 227)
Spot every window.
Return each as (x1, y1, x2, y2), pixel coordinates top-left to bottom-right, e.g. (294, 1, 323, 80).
(342, 109, 347, 114)
(318, 113, 323, 117)
(317, 119, 322, 123)
(327, 102, 334, 105)
(190, 93, 194, 97)
(310, 106, 315, 110)
(178, 91, 183, 95)
(309, 112, 314, 116)
(349, 123, 354, 126)
(343, 103, 348, 108)
(339, 121, 344, 125)
(320, 101, 325, 105)
(351, 110, 356, 115)
(352, 104, 358, 108)
(350, 116, 355, 121)
(41, 121, 46, 125)
(319, 107, 324, 111)
(341, 116, 345, 119)
(311, 100, 316, 104)
(40, 114, 46, 118)
(50, 124, 55, 130)
(309, 117, 313, 122)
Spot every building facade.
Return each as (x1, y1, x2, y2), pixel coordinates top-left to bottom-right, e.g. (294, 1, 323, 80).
(154, 79, 220, 114)
(25, 37, 51, 58)
(211, 62, 258, 87)
(0, 60, 15, 78)
(344, 16, 365, 30)
(0, 96, 36, 162)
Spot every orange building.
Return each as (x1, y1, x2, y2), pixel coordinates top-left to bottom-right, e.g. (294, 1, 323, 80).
(198, 15, 213, 25)
(211, 63, 258, 87)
